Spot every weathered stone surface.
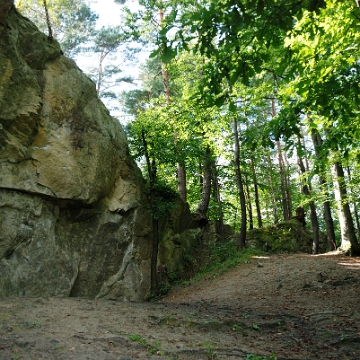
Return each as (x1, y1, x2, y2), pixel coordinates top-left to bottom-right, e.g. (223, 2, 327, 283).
(0, 0, 13, 23)
(157, 200, 199, 277)
(0, 7, 128, 203)
(0, 6, 153, 300)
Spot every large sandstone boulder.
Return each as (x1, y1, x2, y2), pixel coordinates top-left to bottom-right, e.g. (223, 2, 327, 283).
(0, 3, 153, 300)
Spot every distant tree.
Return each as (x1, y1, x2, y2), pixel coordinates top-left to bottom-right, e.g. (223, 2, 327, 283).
(86, 26, 138, 100)
(16, 0, 98, 57)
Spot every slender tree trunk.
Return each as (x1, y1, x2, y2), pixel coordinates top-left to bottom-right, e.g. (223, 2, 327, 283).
(271, 95, 291, 220)
(96, 51, 107, 96)
(275, 139, 291, 220)
(198, 161, 203, 188)
(321, 180, 337, 251)
(177, 163, 187, 202)
(283, 150, 293, 218)
(310, 129, 336, 251)
(43, 0, 53, 40)
(196, 146, 212, 218)
(250, 154, 262, 228)
(212, 162, 225, 242)
(267, 153, 279, 224)
(233, 117, 246, 249)
(332, 160, 360, 255)
(300, 126, 311, 179)
(346, 166, 360, 239)
(141, 130, 160, 294)
(196, 145, 218, 246)
(297, 146, 320, 254)
(245, 179, 254, 230)
(159, 6, 186, 202)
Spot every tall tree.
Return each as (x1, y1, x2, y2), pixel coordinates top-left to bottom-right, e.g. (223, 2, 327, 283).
(346, 166, 360, 240)
(195, 146, 212, 219)
(332, 157, 360, 255)
(158, 3, 187, 202)
(310, 128, 336, 251)
(271, 95, 292, 221)
(86, 25, 136, 100)
(16, 0, 98, 56)
(297, 138, 320, 254)
(232, 114, 247, 248)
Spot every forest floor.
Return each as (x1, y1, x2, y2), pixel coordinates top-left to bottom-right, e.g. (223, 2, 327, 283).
(0, 252, 360, 360)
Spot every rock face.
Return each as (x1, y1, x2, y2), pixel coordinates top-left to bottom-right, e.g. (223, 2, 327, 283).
(158, 201, 199, 279)
(0, 4, 154, 300)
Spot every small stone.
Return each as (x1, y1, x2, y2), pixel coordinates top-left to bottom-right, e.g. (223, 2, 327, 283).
(23, 321, 35, 329)
(257, 262, 264, 268)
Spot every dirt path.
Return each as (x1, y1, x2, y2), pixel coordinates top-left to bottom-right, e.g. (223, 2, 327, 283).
(1, 253, 360, 359)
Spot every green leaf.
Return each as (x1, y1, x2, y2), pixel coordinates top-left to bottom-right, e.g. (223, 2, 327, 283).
(149, 47, 161, 59)
(162, 46, 176, 63)
(229, 101, 237, 113)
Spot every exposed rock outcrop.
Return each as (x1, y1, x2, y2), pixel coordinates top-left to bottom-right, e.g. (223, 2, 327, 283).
(158, 200, 199, 278)
(0, 4, 154, 300)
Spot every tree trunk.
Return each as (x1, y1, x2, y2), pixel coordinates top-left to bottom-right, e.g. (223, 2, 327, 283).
(195, 146, 211, 245)
(250, 154, 262, 228)
(297, 148, 320, 254)
(267, 153, 279, 224)
(310, 129, 336, 251)
(212, 162, 225, 242)
(271, 95, 291, 220)
(322, 183, 337, 251)
(159, 6, 187, 203)
(141, 129, 160, 294)
(196, 146, 212, 218)
(96, 51, 106, 96)
(276, 141, 290, 220)
(245, 179, 254, 230)
(332, 161, 360, 255)
(43, 0, 53, 40)
(283, 150, 293, 218)
(233, 117, 246, 249)
(177, 163, 187, 202)
(346, 166, 360, 240)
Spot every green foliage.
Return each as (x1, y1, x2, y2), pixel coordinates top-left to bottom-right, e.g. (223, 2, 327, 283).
(150, 242, 265, 301)
(149, 181, 177, 220)
(18, 0, 359, 252)
(127, 334, 164, 356)
(16, 0, 98, 57)
(247, 220, 321, 253)
(148, 0, 327, 105)
(280, 0, 360, 155)
(189, 244, 264, 282)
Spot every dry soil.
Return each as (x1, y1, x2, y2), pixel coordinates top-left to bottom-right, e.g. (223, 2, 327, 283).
(1, 252, 360, 359)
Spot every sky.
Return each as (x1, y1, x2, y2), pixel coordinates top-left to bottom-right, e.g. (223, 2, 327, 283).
(75, 0, 125, 70)
(91, 0, 124, 27)
(91, 0, 140, 27)
(77, 0, 146, 120)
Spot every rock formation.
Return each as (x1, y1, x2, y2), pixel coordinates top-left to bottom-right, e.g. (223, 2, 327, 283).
(0, 2, 154, 300)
